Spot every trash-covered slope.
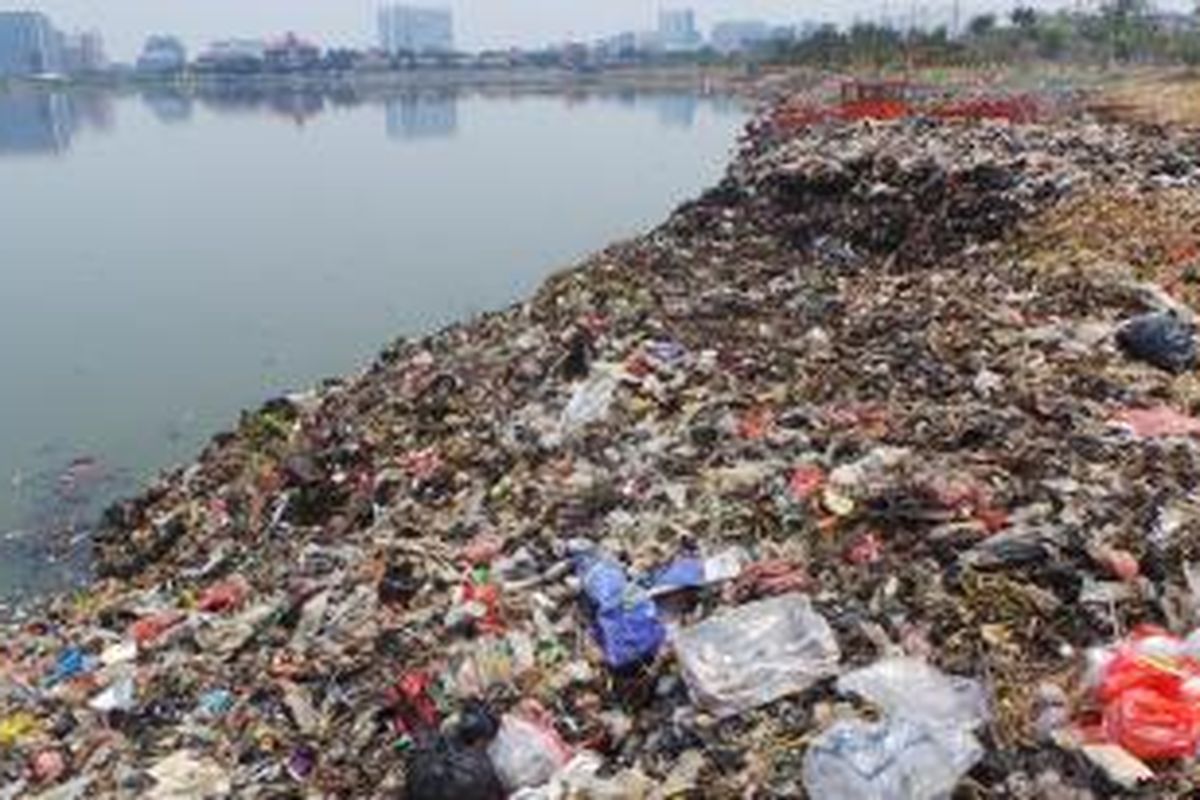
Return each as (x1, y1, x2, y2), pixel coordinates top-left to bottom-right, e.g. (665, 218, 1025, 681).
(7, 109, 1200, 798)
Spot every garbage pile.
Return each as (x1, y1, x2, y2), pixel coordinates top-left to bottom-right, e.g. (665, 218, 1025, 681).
(9, 103, 1200, 798)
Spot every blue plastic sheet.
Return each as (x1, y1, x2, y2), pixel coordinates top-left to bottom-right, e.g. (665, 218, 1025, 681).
(576, 552, 665, 669)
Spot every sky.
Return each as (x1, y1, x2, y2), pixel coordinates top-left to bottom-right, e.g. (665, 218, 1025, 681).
(12, 0, 1195, 61)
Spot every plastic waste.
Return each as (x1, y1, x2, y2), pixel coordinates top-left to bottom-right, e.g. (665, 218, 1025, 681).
(0, 712, 37, 747)
(287, 745, 318, 781)
(509, 751, 652, 800)
(802, 717, 983, 800)
(391, 670, 441, 735)
(407, 735, 506, 800)
(88, 672, 136, 713)
(644, 547, 747, 598)
(561, 370, 619, 433)
(487, 709, 573, 792)
(1116, 312, 1196, 374)
(198, 576, 249, 613)
(44, 647, 92, 687)
(145, 751, 230, 799)
(196, 688, 235, 718)
(837, 657, 990, 731)
(1112, 406, 1200, 439)
(576, 551, 665, 669)
(455, 699, 500, 747)
(673, 593, 840, 717)
(1086, 626, 1200, 760)
(128, 611, 184, 646)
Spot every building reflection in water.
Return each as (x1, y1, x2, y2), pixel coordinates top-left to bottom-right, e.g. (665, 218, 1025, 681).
(0, 86, 732, 155)
(0, 90, 76, 154)
(141, 87, 194, 124)
(654, 93, 698, 129)
(385, 90, 458, 141)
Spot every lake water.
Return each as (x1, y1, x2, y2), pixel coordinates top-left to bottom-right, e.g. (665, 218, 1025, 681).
(0, 83, 746, 598)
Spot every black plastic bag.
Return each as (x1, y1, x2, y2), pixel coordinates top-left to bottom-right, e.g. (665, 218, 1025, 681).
(1117, 312, 1197, 374)
(406, 735, 505, 800)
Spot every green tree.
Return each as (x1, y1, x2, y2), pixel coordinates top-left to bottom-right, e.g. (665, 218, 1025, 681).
(968, 13, 997, 38)
(1011, 6, 1038, 31)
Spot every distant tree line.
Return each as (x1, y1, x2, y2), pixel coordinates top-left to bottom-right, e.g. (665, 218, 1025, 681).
(762, 1, 1200, 68)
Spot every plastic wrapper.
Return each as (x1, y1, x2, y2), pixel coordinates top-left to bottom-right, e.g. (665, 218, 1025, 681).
(487, 711, 573, 792)
(837, 657, 990, 731)
(802, 717, 983, 800)
(673, 593, 840, 717)
(561, 370, 618, 433)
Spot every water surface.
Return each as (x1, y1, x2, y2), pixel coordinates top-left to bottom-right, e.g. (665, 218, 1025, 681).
(0, 84, 746, 597)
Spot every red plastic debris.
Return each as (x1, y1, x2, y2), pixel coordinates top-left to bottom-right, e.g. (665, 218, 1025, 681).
(789, 464, 826, 502)
(737, 407, 774, 441)
(1113, 407, 1200, 439)
(198, 577, 250, 614)
(457, 578, 504, 635)
(1088, 627, 1200, 760)
(391, 670, 440, 733)
(1104, 687, 1200, 761)
(128, 611, 185, 646)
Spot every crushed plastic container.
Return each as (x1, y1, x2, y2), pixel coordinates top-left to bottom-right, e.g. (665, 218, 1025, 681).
(802, 717, 983, 800)
(673, 593, 840, 717)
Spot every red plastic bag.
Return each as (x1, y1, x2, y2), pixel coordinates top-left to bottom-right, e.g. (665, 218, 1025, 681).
(1090, 627, 1200, 760)
(1104, 687, 1200, 760)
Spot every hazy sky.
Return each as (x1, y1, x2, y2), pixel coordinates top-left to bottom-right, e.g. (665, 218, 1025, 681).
(14, 0, 1194, 60)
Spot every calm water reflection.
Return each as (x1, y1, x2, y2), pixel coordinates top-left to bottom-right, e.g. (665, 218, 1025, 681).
(0, 83, 745, 598)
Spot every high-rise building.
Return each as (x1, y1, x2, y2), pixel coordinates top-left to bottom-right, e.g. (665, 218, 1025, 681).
(378, 5, 454, 55)
(0, 12, 63, 76)
(657, 9, 701, 53)
(62, 30, 106, 74)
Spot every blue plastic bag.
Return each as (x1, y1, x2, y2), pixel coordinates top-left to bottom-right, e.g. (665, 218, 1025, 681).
(45, 647, 93, 687)
(576, 552, 665, 669)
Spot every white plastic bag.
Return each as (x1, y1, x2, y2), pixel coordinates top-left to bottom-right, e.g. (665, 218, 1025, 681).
(803, 717, 983, 800)
(673, 593, 840, 717)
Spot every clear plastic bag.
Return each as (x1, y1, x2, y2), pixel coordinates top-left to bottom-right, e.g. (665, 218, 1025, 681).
(487, 711, 573, 792)
(803, 717, 983, 800)
(837, 657, 989, 731)
(673, 593, 840, 717)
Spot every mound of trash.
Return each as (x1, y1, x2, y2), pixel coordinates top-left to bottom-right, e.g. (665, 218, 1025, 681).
(7, 102, 1200, 798)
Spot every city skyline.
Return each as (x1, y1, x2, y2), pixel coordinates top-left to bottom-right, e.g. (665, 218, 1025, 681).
(8, 0, 1179, 61)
